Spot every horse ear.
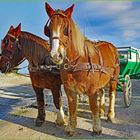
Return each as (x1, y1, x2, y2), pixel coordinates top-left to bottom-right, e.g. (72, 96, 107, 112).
(15, 23, 21, 37)
(45, 2, 55, 18)
(9, 26, 14, 31)
(64, 4, 74, 18)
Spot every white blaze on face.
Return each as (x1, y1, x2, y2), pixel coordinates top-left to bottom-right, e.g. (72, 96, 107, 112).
(51, 26, 61, 58)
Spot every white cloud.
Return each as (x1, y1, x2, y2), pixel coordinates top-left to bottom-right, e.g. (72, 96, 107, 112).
(83, 1, 133, 17)
(123, 30, 138, 39)
(76, 1, 140, 46)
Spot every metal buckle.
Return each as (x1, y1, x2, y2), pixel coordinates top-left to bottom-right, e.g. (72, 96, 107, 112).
(64, 63, 69, 70)
(56, 65, 60, 69)
(6, 61, 11, 69)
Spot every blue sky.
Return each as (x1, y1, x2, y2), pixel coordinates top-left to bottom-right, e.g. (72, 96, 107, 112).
(0, 1, 140, 73)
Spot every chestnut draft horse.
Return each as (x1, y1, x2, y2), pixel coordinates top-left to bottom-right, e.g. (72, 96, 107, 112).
(0, 24, 65, 127)
(44, 3, 120, 136)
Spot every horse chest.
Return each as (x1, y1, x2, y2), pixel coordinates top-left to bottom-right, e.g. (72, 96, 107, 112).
(61, 71, 103, 94)
(61, 72, 89, 94)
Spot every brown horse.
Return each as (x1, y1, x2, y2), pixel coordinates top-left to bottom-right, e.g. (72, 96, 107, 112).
(0, 24, 65, 127)
(44, 3, 120, 136)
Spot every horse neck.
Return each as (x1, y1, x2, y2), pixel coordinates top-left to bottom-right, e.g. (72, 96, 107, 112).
(67, 19, 86, 61)
(19, 31, 50, 66)
(66, 20, 98, 63)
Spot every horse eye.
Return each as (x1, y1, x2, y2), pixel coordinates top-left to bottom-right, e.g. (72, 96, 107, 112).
(63, 27, 68, 36)
(10, 37, 16, 42)
(3, 38, 8, 45)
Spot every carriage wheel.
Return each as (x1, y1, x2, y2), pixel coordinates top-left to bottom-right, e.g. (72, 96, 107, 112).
(123, 75, 132, 107)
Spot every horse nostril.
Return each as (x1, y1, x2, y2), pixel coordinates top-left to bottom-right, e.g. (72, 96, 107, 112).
(56, 54, 60, 60)
(59, 53, 62, 59)
(51, 53, 62, 61)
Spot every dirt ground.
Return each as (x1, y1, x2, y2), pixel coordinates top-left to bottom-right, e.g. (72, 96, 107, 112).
(0, 73, 140, 140)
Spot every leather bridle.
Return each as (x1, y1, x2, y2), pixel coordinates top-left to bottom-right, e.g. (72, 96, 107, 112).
(45, 12, 71, 49)
(1, 33, 25, 72)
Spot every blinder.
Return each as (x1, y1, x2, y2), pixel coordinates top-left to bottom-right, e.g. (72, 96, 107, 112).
(44, 24, 50, 37)
(44, 25, 69, 37)
(1, 33, 22, 69)
(3, 38, 8, 46)
(63, 27, 69, 36)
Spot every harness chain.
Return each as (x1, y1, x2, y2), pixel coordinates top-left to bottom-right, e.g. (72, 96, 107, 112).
(28, 65, 60, 75)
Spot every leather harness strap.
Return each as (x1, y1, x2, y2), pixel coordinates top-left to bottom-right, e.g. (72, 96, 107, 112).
(62, 41, 119, 80)
(63, 59, 115, 78)
(45, 12, 120, 80)
(28, 65, 60, 75)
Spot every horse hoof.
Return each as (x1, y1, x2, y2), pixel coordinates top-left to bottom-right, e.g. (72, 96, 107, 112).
(34, 117, 45, 127)
(107, 117, 115, 123)
(99, 113, 104, 118)
(92, 129, 102, 136)
(65, 125, 75, 137)
(56, 119, 65, 126)
(65, 131, 74, 137)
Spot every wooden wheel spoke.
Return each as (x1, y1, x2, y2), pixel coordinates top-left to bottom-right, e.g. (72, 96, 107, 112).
(124, 75, 132, 107)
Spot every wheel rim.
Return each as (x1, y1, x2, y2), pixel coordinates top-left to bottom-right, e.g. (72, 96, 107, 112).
(124, 75, 132, 107)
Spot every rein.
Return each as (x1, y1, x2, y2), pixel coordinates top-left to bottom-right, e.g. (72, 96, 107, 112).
(12, 64, 27, 71)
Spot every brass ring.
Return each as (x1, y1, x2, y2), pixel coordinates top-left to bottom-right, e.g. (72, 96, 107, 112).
(64, 63, 69, 70)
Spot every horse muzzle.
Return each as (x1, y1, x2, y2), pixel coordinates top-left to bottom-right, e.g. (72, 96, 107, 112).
(0, 61, 12, 73)
(50, 52, 64, 65)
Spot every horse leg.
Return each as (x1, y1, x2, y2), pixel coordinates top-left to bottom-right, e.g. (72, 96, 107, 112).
(51, 87, 65, 126)
(89, 92, 102, 135)
(107, 81, 117, 123)
(65, 89, 77, 136)
(99, 88, 105, 118)
(33, 86, 46, 126)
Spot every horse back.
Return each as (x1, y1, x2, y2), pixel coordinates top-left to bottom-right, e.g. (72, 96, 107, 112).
(96, 41, 119, 68)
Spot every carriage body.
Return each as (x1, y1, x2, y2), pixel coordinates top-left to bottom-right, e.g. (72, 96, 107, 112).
(118, 46, 140, 80)
(117, 46, 140, 107)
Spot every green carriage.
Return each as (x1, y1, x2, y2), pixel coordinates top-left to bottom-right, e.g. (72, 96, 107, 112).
(117, 46, 140, 107)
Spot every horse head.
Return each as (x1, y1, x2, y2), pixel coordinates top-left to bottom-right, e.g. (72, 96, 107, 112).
(44, 2, 74, 65)
(0, 23, 24, 73)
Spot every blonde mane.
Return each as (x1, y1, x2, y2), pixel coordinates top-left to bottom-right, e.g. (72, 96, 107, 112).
(70, 19, 86, 56)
